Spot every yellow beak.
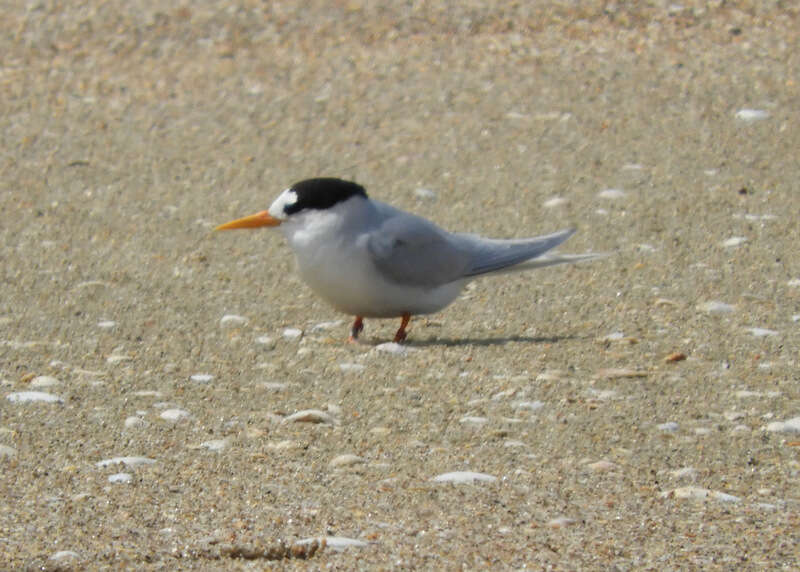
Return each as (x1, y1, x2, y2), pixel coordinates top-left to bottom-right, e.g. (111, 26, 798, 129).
(215, 211, 281, 230)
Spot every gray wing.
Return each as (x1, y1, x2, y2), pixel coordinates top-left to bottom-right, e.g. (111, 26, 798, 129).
(366, 201, 591, 286)
(366, 209, 473, 288)
(457, 228, 579, 277)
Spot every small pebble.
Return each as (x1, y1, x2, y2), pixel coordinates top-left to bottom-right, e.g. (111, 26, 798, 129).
(755, 503, 778, 511)
(670, 467, 697, 480)
(724, 410, 745, 422)
(765, 417, 800, 433)
(414, 188, 437, 200)
(722, 236, 747, 247)
(665, 352, 687, 363)
(735, 108, 769, 121)
(134, 390, 162, 398)
(547, 517, 578, 528)
(74, 280, 109, 290)
(661, 486, 740, 503)
(491, 388, 517, 400)
(735, 390, 781, 398)
(50, 551, 80, 562)
(30, 375, 60, 388)
(160, 408, 191, 422)
(329, 454, 365, 467)
(124, 416, 147, 429)
(259, 382, 288, 391)
(746, 327, 778, 337)
(96, 456, 156, 468)
(739, 213, 777, 222)
(297, 536, 368, 550)
(536, 370, 565, 382)
(598, 189, 626, 199)
(586, 388, 618, 400)
(282, 328, 303, 340)
(284, 409, 335, 425)
(504, 440, 526, 448)
(197, 439, 229, 451)
(697, 301, 735, 314)
(266, 440, 301, 450)
(587, 460, 618, 473)
(431, 471, 498, 484)
(220, 314, 248, 327)
(339, 363, 366, 373)
(311, 320, 342, 332)
(190, 373, 214, 383)
(513, 400, 544, 412)
(108, 472, 133, 484)
(459, 416, 488, 426)
(601, 331, 626, 341)
(543, 197, 567, 208)
(6, 391, 63, 404)
(373, 342, 412, 355)
(596, 368, 647, 379)
(255, 335, 275, 346)
(97, 320, 116, 329)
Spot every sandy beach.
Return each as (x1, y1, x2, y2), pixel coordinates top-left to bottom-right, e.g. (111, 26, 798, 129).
(1, 2, 799, 569)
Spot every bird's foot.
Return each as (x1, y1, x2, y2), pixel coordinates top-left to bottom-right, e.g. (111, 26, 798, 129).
(349, 316, 364, 343)
(393, 313, 411, 343)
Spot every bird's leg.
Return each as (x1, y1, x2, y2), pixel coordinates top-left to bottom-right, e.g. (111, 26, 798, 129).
(393, 313, 411, 343)
(348, 316, 364, 342)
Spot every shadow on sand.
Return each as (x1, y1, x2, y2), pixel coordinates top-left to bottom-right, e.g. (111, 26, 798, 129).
(405, 333, 579, 348)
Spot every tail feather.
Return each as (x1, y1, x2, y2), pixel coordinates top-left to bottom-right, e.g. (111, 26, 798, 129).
(461, 228, 597, 277)
(497, 251, 607, 274)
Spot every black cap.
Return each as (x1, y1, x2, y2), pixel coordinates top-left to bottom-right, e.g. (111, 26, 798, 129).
(284, 178, 368, 215)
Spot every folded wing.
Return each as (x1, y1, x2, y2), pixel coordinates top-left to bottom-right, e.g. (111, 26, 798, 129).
(366, 203, 595, 287)
(458, 228, 582, 276)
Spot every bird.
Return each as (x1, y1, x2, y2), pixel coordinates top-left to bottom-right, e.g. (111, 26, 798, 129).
(216, 177, 600, 343)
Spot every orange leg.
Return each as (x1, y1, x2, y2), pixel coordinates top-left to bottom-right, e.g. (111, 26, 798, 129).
(348, 316, 364, 342)
(393, 313, 411, 343)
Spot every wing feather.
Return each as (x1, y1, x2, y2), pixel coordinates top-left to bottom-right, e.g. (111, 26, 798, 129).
(459, 228, 578, 276)
(366, 208, 472, 287)
(366, 201, 588, 286)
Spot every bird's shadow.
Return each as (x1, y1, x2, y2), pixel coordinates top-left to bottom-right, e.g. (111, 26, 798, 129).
(405, 333, 579, 348)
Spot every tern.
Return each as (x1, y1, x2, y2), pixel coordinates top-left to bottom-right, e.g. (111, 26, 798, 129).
(217, 178, 599, 342)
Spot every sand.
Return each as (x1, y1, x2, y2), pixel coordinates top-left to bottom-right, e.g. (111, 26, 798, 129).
(1, 2, 799, 569)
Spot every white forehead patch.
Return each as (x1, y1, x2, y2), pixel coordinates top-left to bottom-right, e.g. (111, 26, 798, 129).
(268, 189, 297, 219)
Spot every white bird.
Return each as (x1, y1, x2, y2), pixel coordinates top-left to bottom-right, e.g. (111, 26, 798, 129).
(216, 178, 599, 343)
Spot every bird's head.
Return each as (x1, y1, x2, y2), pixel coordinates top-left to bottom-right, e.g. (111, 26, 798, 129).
(215, 178, 368, 231)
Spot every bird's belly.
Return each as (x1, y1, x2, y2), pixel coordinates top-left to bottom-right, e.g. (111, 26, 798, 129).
(294, 247, 464, 318)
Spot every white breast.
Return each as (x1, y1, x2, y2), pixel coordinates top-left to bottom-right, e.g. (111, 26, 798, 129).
(279, 199, 465, 317)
